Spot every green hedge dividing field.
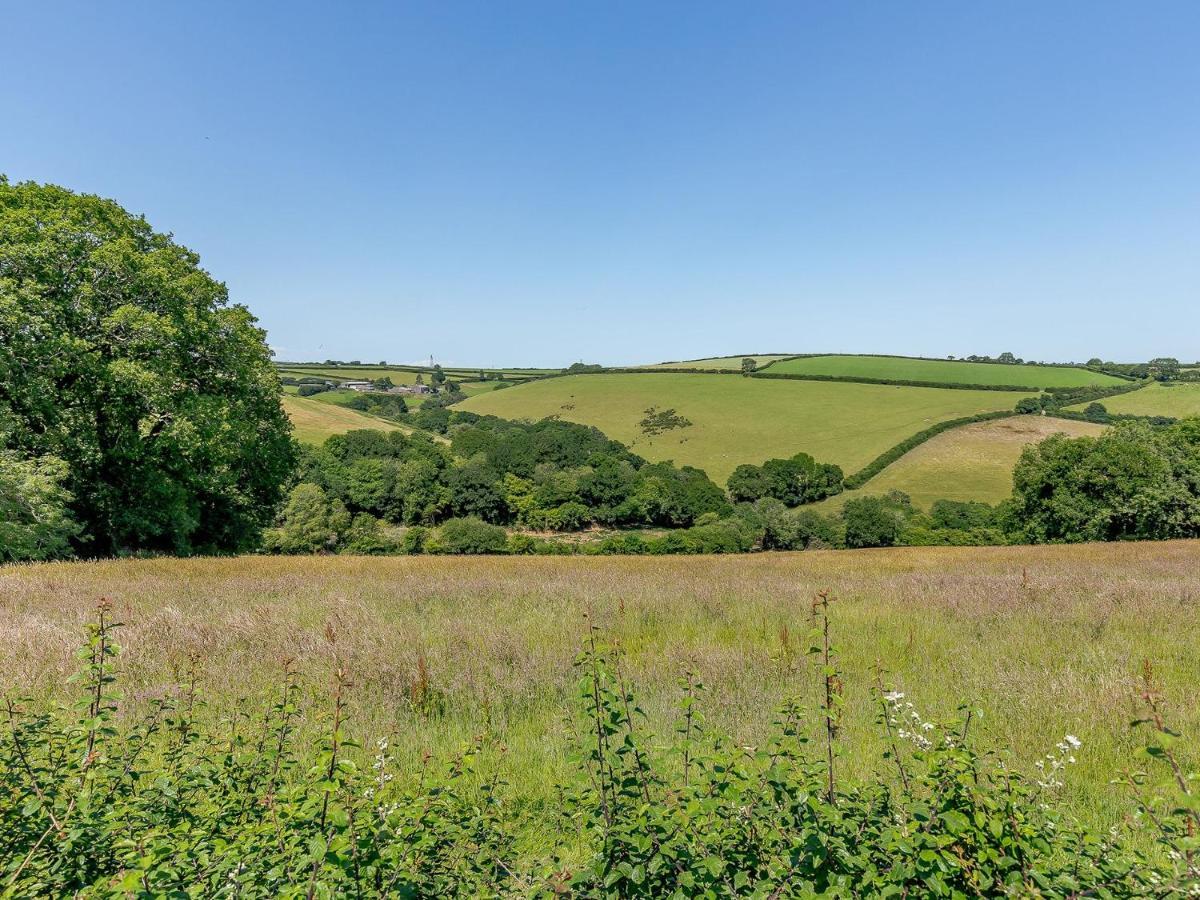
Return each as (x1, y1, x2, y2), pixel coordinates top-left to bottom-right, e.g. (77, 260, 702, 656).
(842, 411, 1020, 490)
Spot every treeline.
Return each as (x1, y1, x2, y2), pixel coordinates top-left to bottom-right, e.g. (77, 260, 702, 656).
(266, 415, 733, 554)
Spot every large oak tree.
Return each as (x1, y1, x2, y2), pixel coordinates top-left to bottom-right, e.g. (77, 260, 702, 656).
(0, 178, 295, 555)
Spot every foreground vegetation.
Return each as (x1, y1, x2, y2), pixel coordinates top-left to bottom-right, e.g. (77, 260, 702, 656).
(2, 547, 1197, 894)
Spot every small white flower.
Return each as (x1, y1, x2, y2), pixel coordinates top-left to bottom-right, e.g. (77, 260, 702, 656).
(1064, 734, 1081, 749)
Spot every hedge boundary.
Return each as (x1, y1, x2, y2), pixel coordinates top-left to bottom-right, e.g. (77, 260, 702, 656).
(841, 411, 1021, 490)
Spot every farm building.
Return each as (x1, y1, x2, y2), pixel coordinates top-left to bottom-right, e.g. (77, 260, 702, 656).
(342, 380, 374, 391)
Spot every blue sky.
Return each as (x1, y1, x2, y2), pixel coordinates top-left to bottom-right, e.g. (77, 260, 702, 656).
(4, 1, 1198, 366)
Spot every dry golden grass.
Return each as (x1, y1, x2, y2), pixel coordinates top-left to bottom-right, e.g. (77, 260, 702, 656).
(3, 542, 1197, 833)
(281, 394, 404, 443)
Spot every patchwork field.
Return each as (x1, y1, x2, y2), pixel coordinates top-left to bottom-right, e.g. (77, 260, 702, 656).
(762, 354, 1126, 388)
(458, 373, 1034, 483)
(277, 364, 551, 383)
(1069, 381, 1200, 418)
(817, 415, 1106, 511)
(281, 394, 404, 443)
(4, 542, 1197, 838)
(644, 354, 795, 369)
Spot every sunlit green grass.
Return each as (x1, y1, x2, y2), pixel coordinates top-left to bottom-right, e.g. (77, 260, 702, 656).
(763, 355, 1126, 388)
(1069, 381, 1200, 418)
(458, 373, 1033, 482)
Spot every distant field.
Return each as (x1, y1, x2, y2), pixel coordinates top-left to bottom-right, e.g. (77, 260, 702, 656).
(281, 394, 403, 443)
(645, 354, 794, 369)
(277, 364, 552, 382)
(458, 373, 1033, 483)
(1069, 382, 1200, 418)
(815, 416, 1105, 511)
(6, 542, 1198, 838)
(762, 355, 1126, 388)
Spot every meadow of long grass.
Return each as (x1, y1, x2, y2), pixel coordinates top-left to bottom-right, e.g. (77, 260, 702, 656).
(3, 541, 1197, 847)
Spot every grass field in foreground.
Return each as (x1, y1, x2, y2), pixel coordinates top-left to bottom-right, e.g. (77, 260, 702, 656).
(4, 542, 1197, 838)
(281, 394, 403, 443)
(644, 354, 795, 369)
(815, 416, 1105, 511)
(458, 373, 1033, 482)
(1068, 381, 1200, 418)
(763, 354, 1126, 388)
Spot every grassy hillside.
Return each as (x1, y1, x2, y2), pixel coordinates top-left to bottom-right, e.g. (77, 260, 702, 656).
(1069, 382, 1200, 418)
(457, 373, 1033, 482)
(645, 354, 794, 369)
(762, 355, 1126, 388)
(815, 416, 1105, 511)
(6, 542, 1198, 837)
(281, 394, 403, 443)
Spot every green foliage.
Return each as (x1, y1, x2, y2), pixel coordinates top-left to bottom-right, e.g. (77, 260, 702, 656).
(637, 406, 693, 436)
(1009, 419, 1200, 543)
(2, 607, 1193, 896)
(0, 449, 79, 562)
(0, 178, 296, 555)
(727, 452, 843, 505)
(297, 383, 330, 397)
(263, 483, 350, 553)
(429, 516, 509, 554)
(843, 493, 912, 548)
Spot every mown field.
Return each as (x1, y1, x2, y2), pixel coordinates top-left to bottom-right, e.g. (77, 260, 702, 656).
(4, 542, 1197, 840)
(280, 394, 404, 443)
(1070, 381, 1200, 418)
(644, 354, 795, 369)
(762, 354, 1126, 388)
(458, 373, 1034, 482)
(816, 416, 1105, 511)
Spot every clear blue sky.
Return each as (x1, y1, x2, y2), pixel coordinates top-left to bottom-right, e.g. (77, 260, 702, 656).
(4, 1, 1198, 366)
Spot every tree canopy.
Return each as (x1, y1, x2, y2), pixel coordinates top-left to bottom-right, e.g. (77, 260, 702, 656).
(0, 178, 295, 556)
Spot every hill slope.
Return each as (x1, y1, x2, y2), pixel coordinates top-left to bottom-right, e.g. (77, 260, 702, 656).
(457, 373, 1033, 483)
(1069, 382, 1200, 418)
(762, 355, 1125, 388)
(814, 416, 1105, 511)
(281, 394, 404, 443)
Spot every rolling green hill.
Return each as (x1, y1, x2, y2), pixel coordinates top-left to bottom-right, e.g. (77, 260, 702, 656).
(813, 416, 1105, 511)
(457, 373, 1034, 483)
(761, 355, 1125, 388)
(1068, 382, 1200, 418)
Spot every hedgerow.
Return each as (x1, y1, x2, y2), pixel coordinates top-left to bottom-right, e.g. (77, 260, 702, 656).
(2, 599, 1196, 896)
(842, 411, 1019, 490)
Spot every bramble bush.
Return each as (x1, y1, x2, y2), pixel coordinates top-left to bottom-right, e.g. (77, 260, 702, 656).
(2, 599, 1198, 896)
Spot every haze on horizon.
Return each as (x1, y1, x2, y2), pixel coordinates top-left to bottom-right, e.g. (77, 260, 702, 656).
(3, 1, 1198, 367)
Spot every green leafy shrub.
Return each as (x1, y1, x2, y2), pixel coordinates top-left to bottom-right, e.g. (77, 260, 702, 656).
(1, 603, 1194, 896)
(428, 516, 508, 554)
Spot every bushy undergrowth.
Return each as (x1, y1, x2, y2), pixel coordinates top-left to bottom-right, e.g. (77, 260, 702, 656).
(2, 599, 1197, 897)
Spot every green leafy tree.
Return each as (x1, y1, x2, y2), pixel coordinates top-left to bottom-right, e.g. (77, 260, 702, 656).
(1148, 357, 1181, 381)
(740, 357, 757, 375)
(0, 449, 80, 561)
(0, 178, 295, 555)
(262, 483, 349, 553)
(1008, 420, 1200, 543)
(843, 494, 910, 548)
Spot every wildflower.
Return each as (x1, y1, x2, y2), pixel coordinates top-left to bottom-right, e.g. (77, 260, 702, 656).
(1065, 734, 1081, 749)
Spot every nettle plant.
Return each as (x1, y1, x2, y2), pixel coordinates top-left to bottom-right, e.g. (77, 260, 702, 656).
(0, 598, 1197, 897)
